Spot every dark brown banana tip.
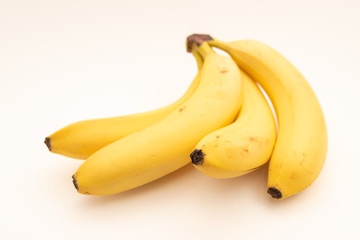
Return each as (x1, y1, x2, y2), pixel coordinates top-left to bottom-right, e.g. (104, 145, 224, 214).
(190, 149, 205, 165)
(44, 137, 51, 151)
(72, 175, 79, 191)
(186, 34, 213, 52)
(267, 187, 282, 199)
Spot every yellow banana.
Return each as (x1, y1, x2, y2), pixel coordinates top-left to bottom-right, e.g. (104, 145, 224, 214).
(72, 41, 243, 195)
(190, 70, 276, 178)
(208, 36, 327, 199)
(45, 51, 203, 160)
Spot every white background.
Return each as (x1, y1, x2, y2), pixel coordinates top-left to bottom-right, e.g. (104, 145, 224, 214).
(1, 0, 359, 239)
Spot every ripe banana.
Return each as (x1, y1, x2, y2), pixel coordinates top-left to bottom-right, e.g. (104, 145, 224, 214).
(44, 51, 203, 160)
(190, 70, 276, 178)
(208, 36, 327, 199)
(72, 41, 243, 195)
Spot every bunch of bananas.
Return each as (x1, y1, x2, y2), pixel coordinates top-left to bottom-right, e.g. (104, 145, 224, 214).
(45, 34, 327, 200)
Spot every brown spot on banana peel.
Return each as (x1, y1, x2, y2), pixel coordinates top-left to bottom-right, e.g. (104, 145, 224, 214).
(186, 34, 213, 52)
(179, 106, 186, 112)
(220, 69, 228, 74)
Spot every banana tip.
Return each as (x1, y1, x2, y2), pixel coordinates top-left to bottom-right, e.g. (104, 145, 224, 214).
(72, 175, 79, 191)
(267, 187, 282, 199)
(190, 149, 205, 165)
(44, 137, 51, 151)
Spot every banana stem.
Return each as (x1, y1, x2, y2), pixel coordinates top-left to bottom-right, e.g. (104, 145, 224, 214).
(186, 34, 216, 59)
(186, 34, 213, 52)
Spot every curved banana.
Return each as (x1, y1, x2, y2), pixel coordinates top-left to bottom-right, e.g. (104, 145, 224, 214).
(44, 51, 204, 160)
(72, 42, 243, 195)
(190, 70, 276, 178)
(208, 36, 327, 199)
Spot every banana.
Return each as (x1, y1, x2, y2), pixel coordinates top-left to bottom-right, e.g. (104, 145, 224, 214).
(207, 36, 327, 199)
(72, 41, 243, 195)
(44, 51, 203, 160)
(190, 70, 276, 178)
